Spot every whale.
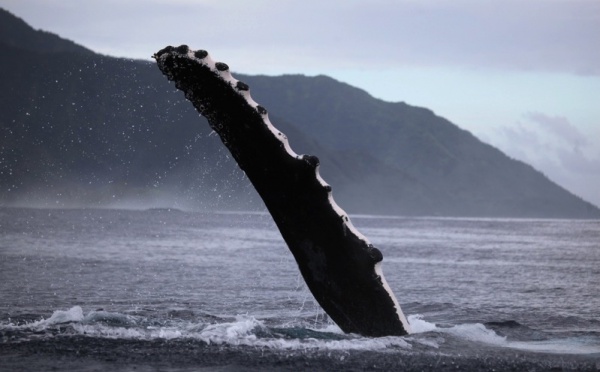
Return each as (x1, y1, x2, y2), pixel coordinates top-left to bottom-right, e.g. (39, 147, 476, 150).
(153, 45, 410, 337)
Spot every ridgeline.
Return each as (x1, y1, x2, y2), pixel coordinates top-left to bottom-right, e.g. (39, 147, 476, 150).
(1, 8, 598, 218)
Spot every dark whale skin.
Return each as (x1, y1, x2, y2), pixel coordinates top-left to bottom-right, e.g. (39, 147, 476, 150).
(153, 46, 410, 337)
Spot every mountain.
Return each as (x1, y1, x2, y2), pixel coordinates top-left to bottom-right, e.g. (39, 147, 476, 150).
(1, 8, 598, 218)
(239, 75, 599, 217)
(0, 8, 94, 56)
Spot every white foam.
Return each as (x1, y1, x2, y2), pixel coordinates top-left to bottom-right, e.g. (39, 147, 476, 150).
(6, 307, 598, 354)
(407, 314, 437, 334)
(196, 316, 260, 345)
(3, 307, 411, 351)
(27, 306, 85, 329)
(406, 314, 600, 354)
(444, 322, 508, 345)
(407, 315, 507, 346)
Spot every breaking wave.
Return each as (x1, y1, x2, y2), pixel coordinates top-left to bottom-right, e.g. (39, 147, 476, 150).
(2, 306, 598, 355)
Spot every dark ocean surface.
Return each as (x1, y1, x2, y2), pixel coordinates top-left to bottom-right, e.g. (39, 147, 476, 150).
(1, 207, 599, 371)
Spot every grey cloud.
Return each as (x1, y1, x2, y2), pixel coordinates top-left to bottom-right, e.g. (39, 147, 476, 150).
(2, 0, 599, 74)
(524, 112, 589, 151)
(556, 146, 600, 175)
(496, 123, 543, 161)
(492, 113, 600, 206)
(229, 0, 600, 75)
(495, 111, 600, 177)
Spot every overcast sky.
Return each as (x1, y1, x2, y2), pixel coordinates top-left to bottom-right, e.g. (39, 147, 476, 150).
(2, 0, 599, 207)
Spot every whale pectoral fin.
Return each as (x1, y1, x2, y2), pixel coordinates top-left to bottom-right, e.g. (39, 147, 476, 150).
(153, 46, 410, 337)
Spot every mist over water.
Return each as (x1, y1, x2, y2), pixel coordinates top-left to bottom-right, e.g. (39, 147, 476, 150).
(1, 207, 599, 370)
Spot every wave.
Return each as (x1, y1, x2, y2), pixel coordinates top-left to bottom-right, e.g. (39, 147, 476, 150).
(2, 306, 410, 351)
(410, 314, 600, 354)
(2, 307, 598, 355)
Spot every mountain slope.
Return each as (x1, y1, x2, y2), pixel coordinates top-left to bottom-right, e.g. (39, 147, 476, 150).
(240, 74, 600, 217)
(0, 8, 94, 55)
(0, 12, 379, 211)
(1, 8, 598, 217)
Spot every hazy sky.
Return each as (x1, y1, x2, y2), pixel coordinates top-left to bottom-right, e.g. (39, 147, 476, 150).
(2, 0, 599, 207)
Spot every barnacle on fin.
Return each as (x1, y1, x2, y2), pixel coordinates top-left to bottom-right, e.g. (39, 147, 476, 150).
(236, 81, 249, 91)
(215, 62, 229, 71)
(302, 155, 320, 168)
(256, 106, 268, 115)
(175, 45, 189, 54)
(194, 50, 208, 59)
(154, 45, 175, 58)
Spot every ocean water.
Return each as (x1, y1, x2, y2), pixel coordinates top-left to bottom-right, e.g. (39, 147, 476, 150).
(1, 207, 599, 370)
